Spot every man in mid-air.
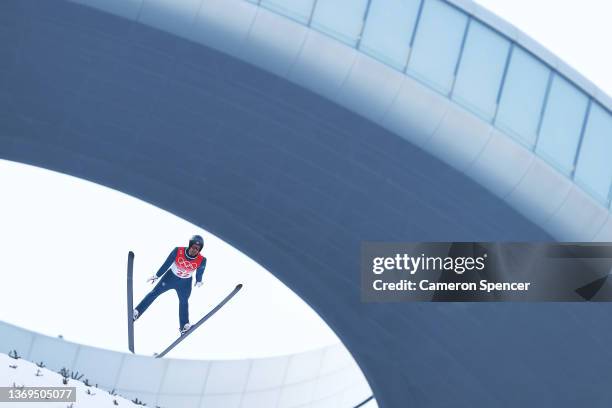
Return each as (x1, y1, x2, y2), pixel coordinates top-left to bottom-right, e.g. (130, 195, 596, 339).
(133, 235, 207, 335)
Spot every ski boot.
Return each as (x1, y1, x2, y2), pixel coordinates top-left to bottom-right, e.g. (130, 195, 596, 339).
(180, 323, 191, 336)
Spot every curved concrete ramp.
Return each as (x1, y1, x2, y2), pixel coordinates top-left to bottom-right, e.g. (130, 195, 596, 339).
(0, 321, 372, 407)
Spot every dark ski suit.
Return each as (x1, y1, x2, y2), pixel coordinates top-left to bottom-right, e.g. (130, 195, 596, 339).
(135, 247, 206, 328)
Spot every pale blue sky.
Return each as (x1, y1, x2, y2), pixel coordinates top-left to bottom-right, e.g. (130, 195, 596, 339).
(0, 159, 339, 359)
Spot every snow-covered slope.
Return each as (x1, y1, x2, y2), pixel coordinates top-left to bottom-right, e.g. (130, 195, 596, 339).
(1, 352, 147, 408)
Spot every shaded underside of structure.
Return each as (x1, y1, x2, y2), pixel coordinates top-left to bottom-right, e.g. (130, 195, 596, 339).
(1, 2, 612, 407)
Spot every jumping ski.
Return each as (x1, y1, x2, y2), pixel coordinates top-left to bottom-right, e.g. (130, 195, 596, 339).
(127, 251, 135, 354)
(155, 283, 243, 358)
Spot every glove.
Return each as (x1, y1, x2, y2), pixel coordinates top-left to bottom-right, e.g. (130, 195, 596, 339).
(147, 275, 159, 284)
(194, 281, 203, 288)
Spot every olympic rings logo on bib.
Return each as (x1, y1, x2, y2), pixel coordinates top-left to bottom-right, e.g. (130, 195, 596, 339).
(178, 258, 198, 270)
(171, 247, 204, 278)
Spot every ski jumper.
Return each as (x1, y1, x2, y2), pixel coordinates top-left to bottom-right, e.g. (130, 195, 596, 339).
(135, 247, 207, 328)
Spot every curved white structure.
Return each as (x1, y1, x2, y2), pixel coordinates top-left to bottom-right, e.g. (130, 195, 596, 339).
(69, 0, 612, 242)
(3, 1, 612, 406)
(0, 321, 372, 407)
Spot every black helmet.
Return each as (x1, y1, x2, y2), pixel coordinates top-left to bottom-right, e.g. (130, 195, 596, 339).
(188, 235, 204, 251)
